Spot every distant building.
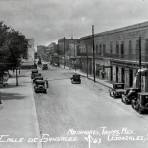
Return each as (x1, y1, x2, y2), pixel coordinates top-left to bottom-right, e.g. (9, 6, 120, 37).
(37, 45, 50, 61)
(58, 38, 79, 57)
(48, 42, 58, 53)
(27, 39, 35, 62)
(58, 38, 80, 67)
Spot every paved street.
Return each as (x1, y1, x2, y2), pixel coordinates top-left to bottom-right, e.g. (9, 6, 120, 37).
(34, 66, 148, 148)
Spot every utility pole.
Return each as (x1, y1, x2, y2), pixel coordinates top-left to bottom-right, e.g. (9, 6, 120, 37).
(16, 67, 18, 86)
(92, 25, 96, 82)
(86, 45, 88, 78)
(64, 37, 65, 69)
(139, 36, 141, 91)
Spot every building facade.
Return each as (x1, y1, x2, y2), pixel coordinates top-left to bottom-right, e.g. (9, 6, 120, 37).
(27, 39, 35, 62)
(58, 38, 80, 67)
(78, 21, 148, 89)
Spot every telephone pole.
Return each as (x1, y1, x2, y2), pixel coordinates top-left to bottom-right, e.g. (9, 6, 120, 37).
(64, 37, 66, 69)
(86, 46, 88, 78)
(92, 25, 96, 82)
(139, 36, 141, 91)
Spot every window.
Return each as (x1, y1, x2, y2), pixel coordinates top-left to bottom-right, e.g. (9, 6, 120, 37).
(103, 44, 106, 55)
(128, 40, 132, 54)
(110, 41, 113, 54)
(96, 44, 98, 54)
(116, 41, 119, 56)
(99, 44, 102, 55)
(120, 41, 124, 58)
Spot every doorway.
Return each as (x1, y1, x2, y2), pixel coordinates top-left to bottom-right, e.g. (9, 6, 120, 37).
(129, 69, 133, 87)
(121, 68, 125, 83)
(116, 66, 118, 83)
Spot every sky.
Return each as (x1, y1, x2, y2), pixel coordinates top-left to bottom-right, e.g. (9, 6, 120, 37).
(0, 0, 148, 47)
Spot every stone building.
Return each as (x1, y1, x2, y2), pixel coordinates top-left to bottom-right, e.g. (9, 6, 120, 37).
(58, 38, 79, 67)
(78, 21, 148, 89)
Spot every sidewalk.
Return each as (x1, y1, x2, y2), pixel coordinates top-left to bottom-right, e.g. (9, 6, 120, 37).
(60, 65, 112, 89)
(0, 70, 41, 148)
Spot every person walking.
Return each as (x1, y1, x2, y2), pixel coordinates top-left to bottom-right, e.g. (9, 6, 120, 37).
(45, 78, 48, 88)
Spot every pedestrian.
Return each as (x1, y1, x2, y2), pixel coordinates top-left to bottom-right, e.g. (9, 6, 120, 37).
(45, 79, 48, 88)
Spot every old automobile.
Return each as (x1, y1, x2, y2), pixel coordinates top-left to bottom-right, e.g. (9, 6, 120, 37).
(42, 63, 48, 70)
(31, 69, 38, 79)
(34, 80, 47, 93)
(131, 92, 148, 114)
(109, 83, 126, 98)
(121, 88, 140, 104)
(70, 74, 81, 84)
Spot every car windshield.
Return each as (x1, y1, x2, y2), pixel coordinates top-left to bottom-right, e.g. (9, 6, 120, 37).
(114, 84, 124, 89)
(36, 81, 45, 85)
(32, 70, 38, 73)
(73, 75, 80, 78)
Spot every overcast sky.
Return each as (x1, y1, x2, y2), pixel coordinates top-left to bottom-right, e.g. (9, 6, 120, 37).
(0, 0, 148, 47)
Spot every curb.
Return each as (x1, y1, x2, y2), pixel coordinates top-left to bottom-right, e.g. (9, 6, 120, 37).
(56, 65, 113, 89)
(30, 78, 43, 148)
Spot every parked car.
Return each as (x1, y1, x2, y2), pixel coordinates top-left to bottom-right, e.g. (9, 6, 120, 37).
(31, 69, 38, 79)
(0, 71, 9, 87)
(131, 92, 148, 114)
(109, 83, 126, 98)
(34, 80, 47, 93)
(42, 63, 48, 70)
(121, 88, 140, 104)
(70, 74, 81, 84)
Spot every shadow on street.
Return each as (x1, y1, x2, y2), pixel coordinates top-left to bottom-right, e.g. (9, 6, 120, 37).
(1, 92, 25, 100)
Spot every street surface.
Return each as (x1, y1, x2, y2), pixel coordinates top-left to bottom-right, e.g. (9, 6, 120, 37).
(34, 66, 148, 148)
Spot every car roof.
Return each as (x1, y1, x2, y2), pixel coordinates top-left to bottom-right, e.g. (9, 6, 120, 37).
(32, 69, 38, 72)
(35, 80, 45, 83)
(138, 92, 148, 95)
(73, 74, 80, 76)
(35, 76, 43, 79)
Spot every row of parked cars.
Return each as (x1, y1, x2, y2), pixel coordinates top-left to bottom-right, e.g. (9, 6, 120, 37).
(31, 69, 48, 93)
(109, 83, 148, 114)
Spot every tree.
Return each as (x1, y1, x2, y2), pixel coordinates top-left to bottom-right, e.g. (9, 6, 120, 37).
(0, 22, 28, 86)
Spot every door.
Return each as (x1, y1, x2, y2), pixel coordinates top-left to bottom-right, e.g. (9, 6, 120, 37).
(121, 68, 125, 83)
(129, 69, 133, 87)
(116, 66, 118, 83)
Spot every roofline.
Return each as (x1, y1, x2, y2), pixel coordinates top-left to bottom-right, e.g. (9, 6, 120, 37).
(80, 21, 148, 40)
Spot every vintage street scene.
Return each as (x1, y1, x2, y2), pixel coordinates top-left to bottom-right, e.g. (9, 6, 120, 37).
(1, 0, 148, 148)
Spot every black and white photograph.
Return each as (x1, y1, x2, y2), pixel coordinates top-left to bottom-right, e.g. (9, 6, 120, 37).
(1, 0, 148, 148)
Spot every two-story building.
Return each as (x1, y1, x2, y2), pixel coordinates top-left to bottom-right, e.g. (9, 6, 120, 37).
(58, 38, 80, 67)
(78, 21, 148, 89)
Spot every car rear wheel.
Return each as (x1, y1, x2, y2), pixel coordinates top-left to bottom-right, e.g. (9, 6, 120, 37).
(138, 107, 143, 114)
(131, 100, 135, 109)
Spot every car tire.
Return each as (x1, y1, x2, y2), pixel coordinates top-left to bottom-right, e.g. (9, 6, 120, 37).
(138, 107, 143, 114)
(131, 100, 136, 109)
(121, 96, 124, 103)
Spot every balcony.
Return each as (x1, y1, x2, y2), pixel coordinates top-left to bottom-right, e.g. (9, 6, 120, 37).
(96, 53, 148, 63)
